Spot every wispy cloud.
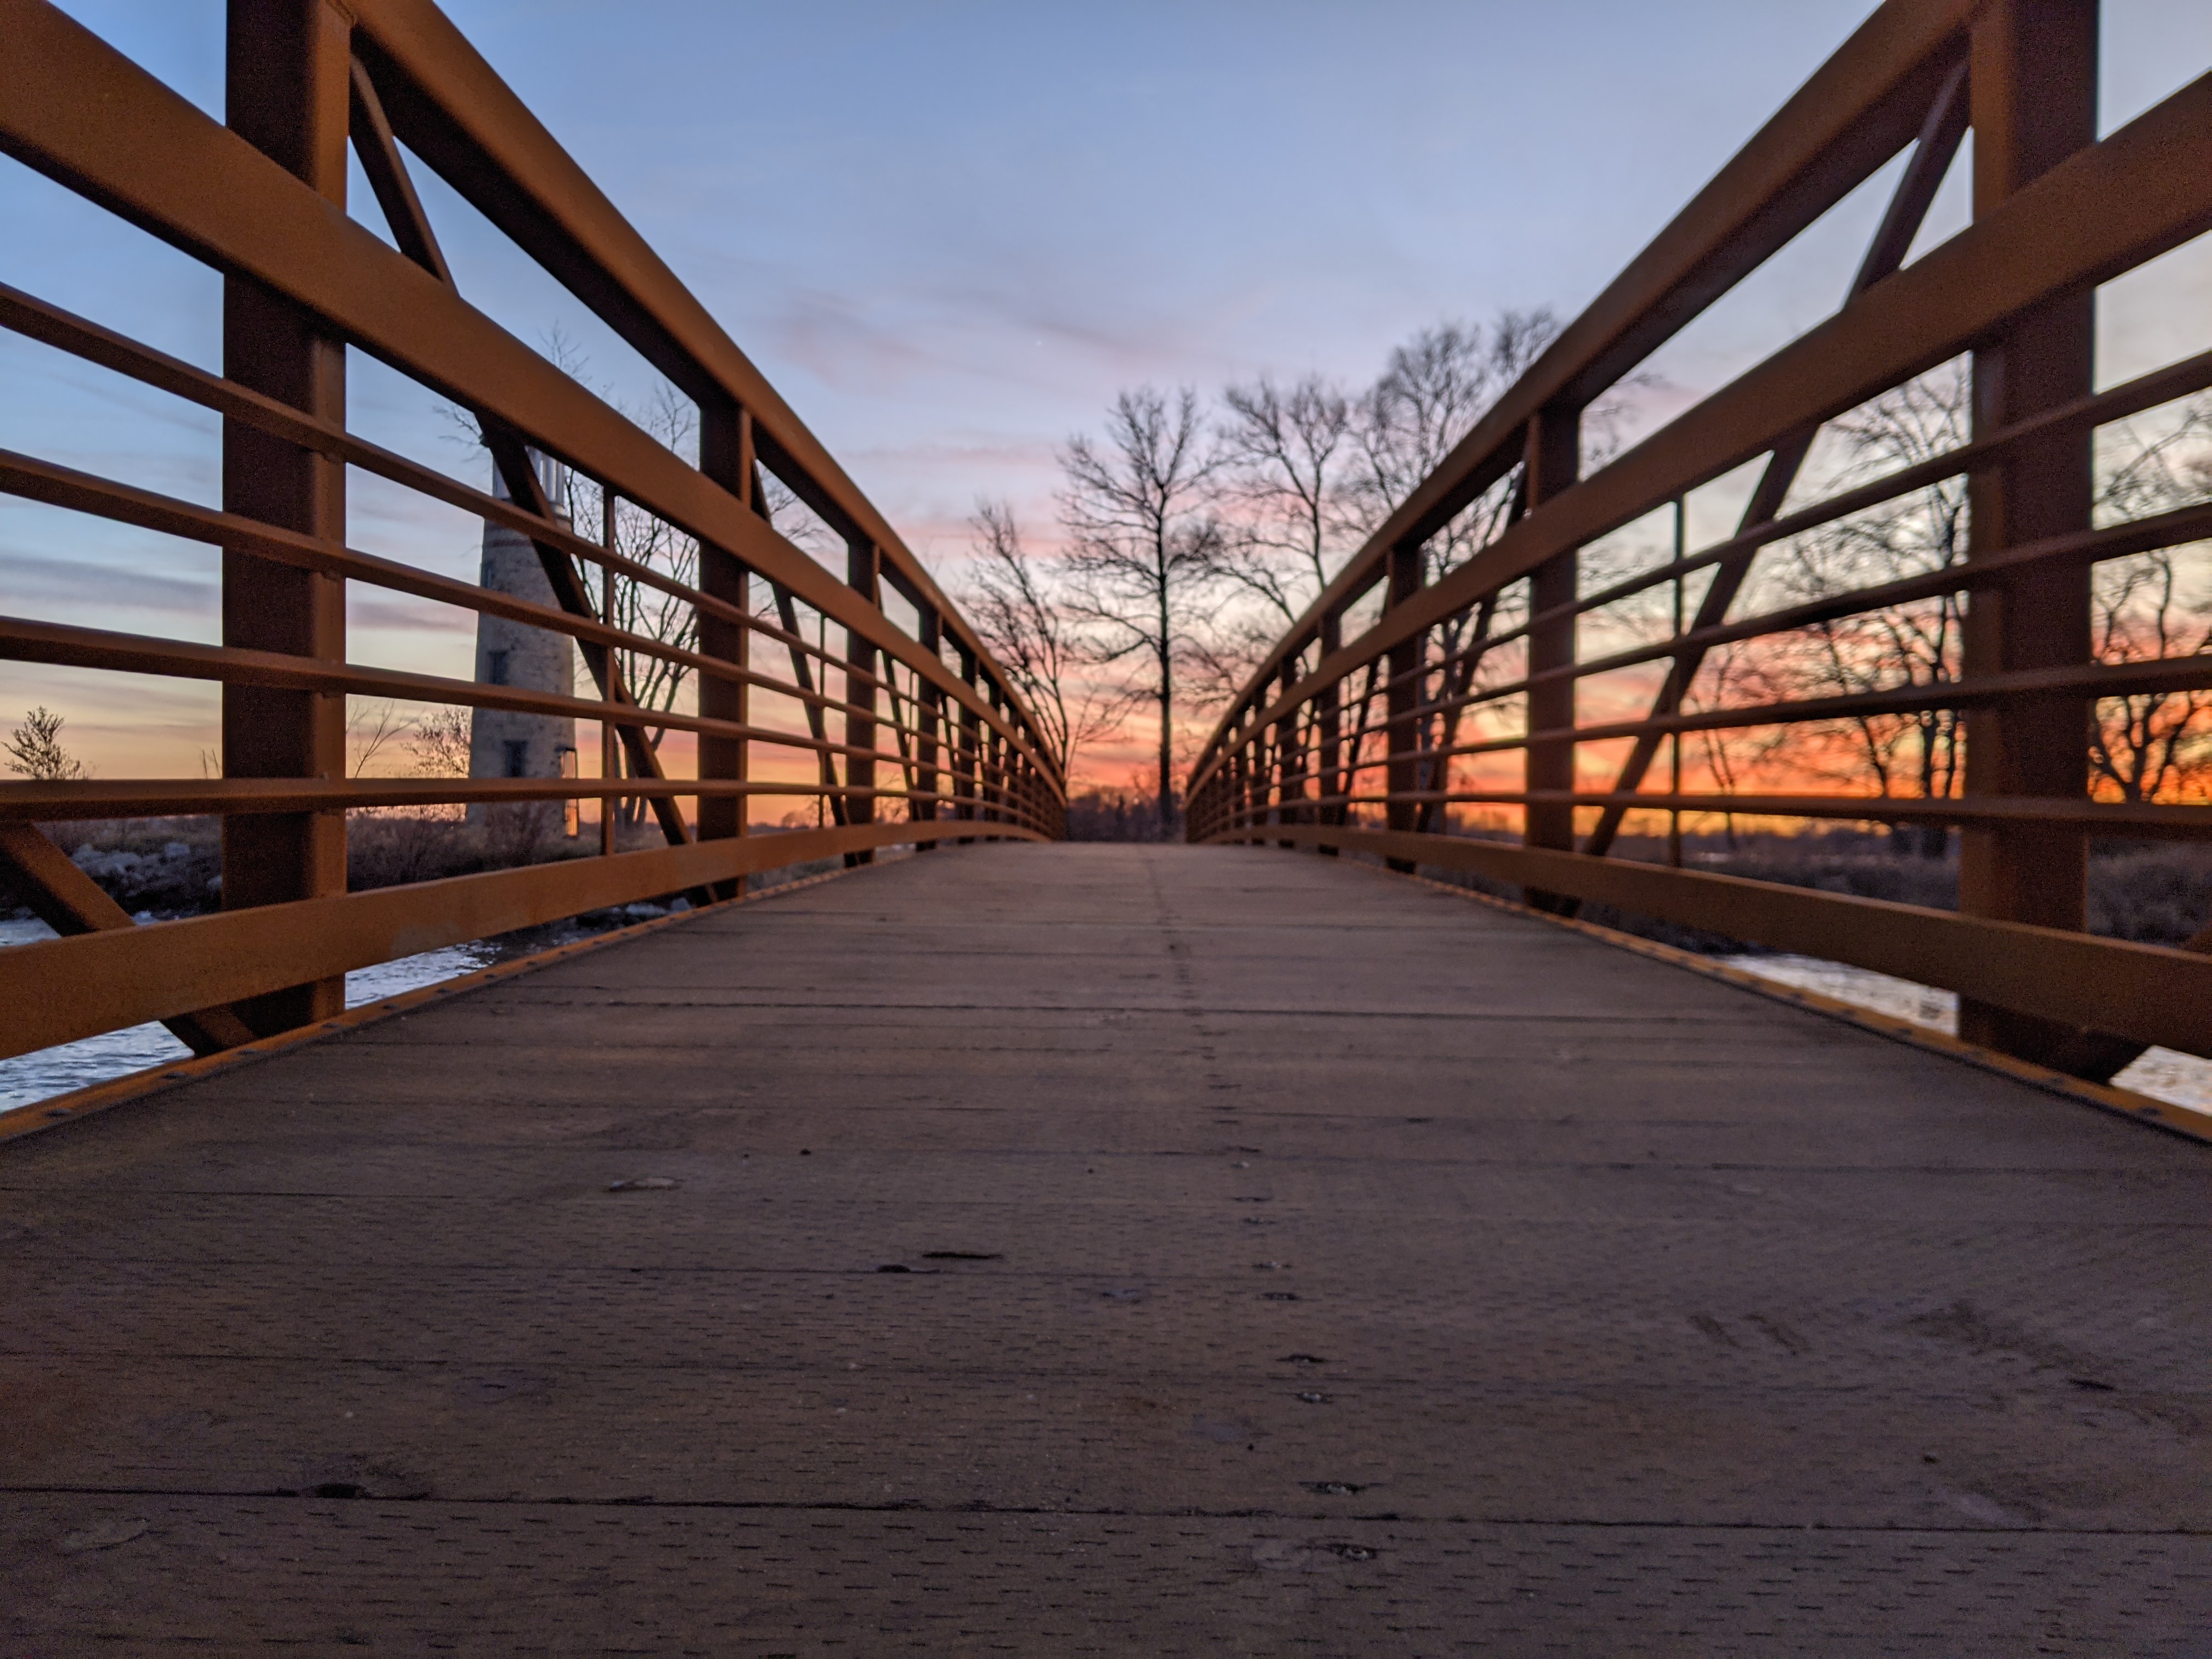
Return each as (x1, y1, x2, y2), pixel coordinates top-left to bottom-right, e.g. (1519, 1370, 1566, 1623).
(0, 547, 215, 616)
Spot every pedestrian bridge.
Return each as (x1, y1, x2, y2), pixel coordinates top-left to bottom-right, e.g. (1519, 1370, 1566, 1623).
(4, 0, 2211, 1648)
(7, 842, 2207, 1652)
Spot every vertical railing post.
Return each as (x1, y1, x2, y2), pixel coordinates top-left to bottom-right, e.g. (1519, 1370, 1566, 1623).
(599, 489, 619, 857)
(1274, 659, 1303, 850)
(1958, 0, 2098, 1060)
(696, 403, 751, 899)
(1523, 404, 1582, 906)
(1668, 496, 1685, 868)
(844, 538, 879, 865)
(954, 645, 980, 843)
(1383, 541, 1425, 871)
(221, 0, 352, 1034)
(912, 603, 943, 847)
(1263, 674, 1281, 840)
(1244, 722, 1263, 840)
(1316, 608, 1343, 854)
(988, 684, 1008, 832)
(1235, 735, 1253, 839)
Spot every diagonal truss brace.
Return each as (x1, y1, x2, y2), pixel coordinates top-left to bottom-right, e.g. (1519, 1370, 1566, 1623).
(771, 582, 849, 828)
(347, 50, 692, 855)
(0, 822, 255, 1055)
(1579, 57, 1970, 861)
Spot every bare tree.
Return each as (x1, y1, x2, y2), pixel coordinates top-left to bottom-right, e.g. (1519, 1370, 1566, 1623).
(346, 699, 409, 777)
(1762, 363, 1973, 841)
(1059, 386, 1223, 827)
(568, 385, 703, 774)
(4, 705, 87, 781)
(963, 501, 1132, 780)
(450, 332, 706, 828)
(2088, 400, 2212, 802)
(1341, 313, 1560, 823)
(1212, 374, 1358, 622)
(1348, 311, 1559, 545)
(408, 708, 473, 780)
(1194, 374, 1364, 706)
(1765, 374, 2212, 826)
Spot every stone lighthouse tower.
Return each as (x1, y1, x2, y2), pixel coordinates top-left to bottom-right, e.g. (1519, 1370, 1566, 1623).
(469, 449, 577, 825)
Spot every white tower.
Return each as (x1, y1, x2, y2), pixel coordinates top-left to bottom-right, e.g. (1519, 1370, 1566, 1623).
(469, 450, 577, 826)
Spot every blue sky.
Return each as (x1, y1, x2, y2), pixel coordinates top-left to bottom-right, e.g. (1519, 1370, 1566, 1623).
(3, 1, 2209, 777)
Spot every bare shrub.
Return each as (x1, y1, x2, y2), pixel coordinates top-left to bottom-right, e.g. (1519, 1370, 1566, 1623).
(483, 801, 560, 867)
(2089, 843, 2212, 943)
(5, 705, 88, 781)
(348, 812, 472, 890)
(1065, 787, 1178, 842)
(407, 708, 473, 787)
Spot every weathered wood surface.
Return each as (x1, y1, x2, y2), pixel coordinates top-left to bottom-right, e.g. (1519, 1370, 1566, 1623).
(3, 843, 2206, 1654)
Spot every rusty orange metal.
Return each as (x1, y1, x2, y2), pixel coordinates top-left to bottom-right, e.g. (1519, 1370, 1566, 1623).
(1190, 0, 2212, 1080)
(0, 0, 1064, 1069)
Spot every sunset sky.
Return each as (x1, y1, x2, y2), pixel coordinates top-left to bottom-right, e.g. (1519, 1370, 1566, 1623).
(2, 1, 2209, 793)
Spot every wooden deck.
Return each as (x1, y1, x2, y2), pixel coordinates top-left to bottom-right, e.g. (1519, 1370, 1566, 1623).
(4, 842, 2207, 1654)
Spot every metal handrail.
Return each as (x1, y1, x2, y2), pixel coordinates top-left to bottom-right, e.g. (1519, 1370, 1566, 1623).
(1189, 0, 2212, 1085)
(0, 0, 1065, 1070)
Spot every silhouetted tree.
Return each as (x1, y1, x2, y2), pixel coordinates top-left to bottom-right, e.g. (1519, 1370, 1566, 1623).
(963, 501, 1134, 780)
(4, 706, 86, 781)
(1341, 313, 1560, 820)
(1058, 387, 1223, 828)
(1765, 363, 1973, 828)
(1212, 374, 1358, 620)
(2088, 399, 2212, 802)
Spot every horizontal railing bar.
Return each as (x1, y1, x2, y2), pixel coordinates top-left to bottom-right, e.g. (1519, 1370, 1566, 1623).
(1194, 2, 1978, 757)
(1218, 349, 2212, 756)
(1192, 71, 2212, 792)
(1230, 617, 2212, 777)
(1227, 788, 2212, 838)
(1414, 656, 2212, 763)
(0, 613, 940, 769)
(1534, 349, 2212, 639)
(0, 777, 1021, 821)
(1520, 505, 2212, 703)
(0, 447, 763, 703)
(1248, 653, 2212, 782)
(0, 10, 1062, 789)
(1229, 659, 2212, 792)
(0, 287, 939, 735)
(0, 285, 936, 718)
(0, 817, 1046, 1063)
(1204, 825, 2212, 1059)
(345, 0, 1032, 753)
(1319, 499, 2212, 743)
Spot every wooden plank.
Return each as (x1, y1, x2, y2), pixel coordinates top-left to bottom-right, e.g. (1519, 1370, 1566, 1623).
(3, 844, 2205, 1650)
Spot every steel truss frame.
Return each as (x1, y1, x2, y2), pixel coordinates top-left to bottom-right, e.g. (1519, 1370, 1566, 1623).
(1188, 0, 2212, 1081)
(0, 0, 1063, 1062)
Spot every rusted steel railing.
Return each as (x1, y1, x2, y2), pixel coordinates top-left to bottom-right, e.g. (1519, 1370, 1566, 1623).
(0, 0, 1063, 1068)
(1188, 0, 2212, 1080)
